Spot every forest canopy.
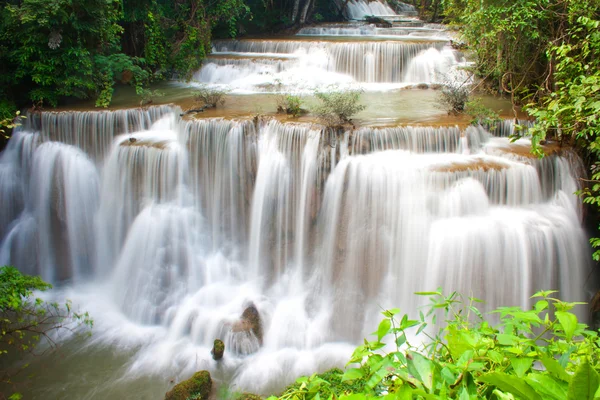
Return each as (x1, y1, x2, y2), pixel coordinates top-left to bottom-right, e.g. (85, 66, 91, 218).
(0, 0, 251, 113)
(0, 0, 344, 115)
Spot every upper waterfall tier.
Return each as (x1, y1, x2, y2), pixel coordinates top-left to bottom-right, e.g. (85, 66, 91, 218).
(343, 0, 417, 19)
(297, 23, 446, 39)
(196, 39, 463, 89)
(23, 105, 179, 161)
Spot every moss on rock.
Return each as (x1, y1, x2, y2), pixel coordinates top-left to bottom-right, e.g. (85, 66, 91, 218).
(235, 393, 263, 400)
(212, 338, 225, 360)
(165, 370, 212, 400)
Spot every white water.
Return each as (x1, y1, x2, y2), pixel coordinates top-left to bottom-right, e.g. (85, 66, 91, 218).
(0, 107, 592, 397)
(195, 40, 466, 91)
(346, 0, 397, 19)
(193, 13, 466, 92)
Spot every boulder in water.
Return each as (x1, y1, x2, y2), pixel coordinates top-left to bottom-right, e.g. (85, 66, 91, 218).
(211, 338, 225, 361)
(165, 371, 212, 400)
(232, 303, 263, 345)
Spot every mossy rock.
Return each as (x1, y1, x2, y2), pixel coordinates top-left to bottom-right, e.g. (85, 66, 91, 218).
(235, 393, 263, 400)
(165, 370, 212, 400)
(212, 338, 225, 360)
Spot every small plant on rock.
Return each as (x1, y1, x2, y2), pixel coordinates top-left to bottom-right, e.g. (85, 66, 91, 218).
(138, 88, 164, 107)
(437, 82, 470, 115)
(465, 98, 501, 126)
(192, 85, 230, 108)
(276, 94, 305, 117)
(312, 86, 366, 128)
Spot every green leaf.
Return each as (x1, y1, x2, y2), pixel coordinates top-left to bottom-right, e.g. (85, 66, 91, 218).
(510, 358, 534, 378)
(339, 394, 367, 400)
(395, 385, 414, 400)
(540, 355, 572, 383)
(458, 387, 471, 400)
(377, 318, 391, 342)
(493, 390, 516, 400)
(382, 308, 401, 318)
(478, 372, 542, 400)
(555, 311, 578, 341)
(407, 351, 435, 391)
(366, 359, 393, 390)
(342, 368, 365, 382)
(567, 359, 600, 400)
(525, 373, 568, 400)
(496, 334, 520, 346)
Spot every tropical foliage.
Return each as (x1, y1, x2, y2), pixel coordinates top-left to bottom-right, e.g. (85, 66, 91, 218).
(0, 0, 250, 111)
(435, 0, 600, 258)
(269, 290, 599, 400)
(0, 266, 92, 395)
(312, 87, 366, 128)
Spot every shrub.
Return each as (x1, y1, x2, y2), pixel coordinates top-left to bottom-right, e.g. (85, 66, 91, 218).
(276, 94, 304, 117)
(312, 86, 366, 127)
(192, 85, 230, 108)
(465, 99, 501, 126)
(138, 88, 164, 107)
(0, 111, 25, 139)
(0, 266, 92, 397)
(437, 82, 470, 115)
(268, 290, 600, 400)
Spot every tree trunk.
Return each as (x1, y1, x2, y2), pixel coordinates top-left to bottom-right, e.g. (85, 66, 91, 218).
(291, 0, 301, 24)
(299, 0, 313, 24)
(339, 0, 352, 19)
(430, 0, 439, 22)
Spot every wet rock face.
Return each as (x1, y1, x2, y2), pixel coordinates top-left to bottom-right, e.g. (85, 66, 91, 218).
(232, 303, 263, 345)
(165, 370, 212, 400)
(211, 339, 225, 361)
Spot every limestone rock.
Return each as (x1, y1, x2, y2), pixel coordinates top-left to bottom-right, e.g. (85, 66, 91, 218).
(232, 303, 263, 345)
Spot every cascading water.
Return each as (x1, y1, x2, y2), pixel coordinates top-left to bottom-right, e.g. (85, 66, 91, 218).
(343, 0, 417, 20)
(345, 0, 397, 19)
(0, 104, 592, 397)
(193, 9, 466, 92)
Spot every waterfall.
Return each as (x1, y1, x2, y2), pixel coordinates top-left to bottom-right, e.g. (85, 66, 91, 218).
(346, 0, 397, 19)
(25, 105, 177, 161)
(1, 140, 99, 282)
(0, 109, 591, 396)
(96, 114, 187, 273)
(183, 118, 257, 252)
(202, 40, 448, 85)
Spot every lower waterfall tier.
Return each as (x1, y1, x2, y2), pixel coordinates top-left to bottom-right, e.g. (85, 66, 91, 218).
(0, 108, 592, 397)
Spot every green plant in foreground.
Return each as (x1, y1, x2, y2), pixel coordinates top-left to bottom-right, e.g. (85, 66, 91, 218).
(0, 266, 92, 397)
(272, 290, 599, 399)
(0, 111, 25, 139)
